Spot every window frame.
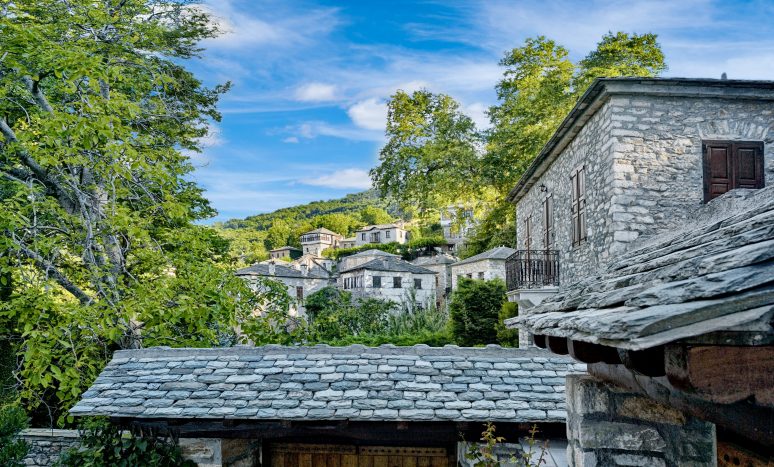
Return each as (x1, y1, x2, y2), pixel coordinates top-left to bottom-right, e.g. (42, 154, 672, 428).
(414, 278, 422, 289)
(393, 276, 402, 288)
(702, 140, 765, 202)
(372, 276, 382, 288)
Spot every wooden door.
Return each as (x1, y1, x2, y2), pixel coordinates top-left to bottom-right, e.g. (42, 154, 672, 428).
(268, 443, 453, 467)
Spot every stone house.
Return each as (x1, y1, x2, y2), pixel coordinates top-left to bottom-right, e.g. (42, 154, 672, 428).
(440, 206, 475, 252)
(71, 344, 584, 467)
(269, 246, 302, 261)
(337, 249, 401, 272)
(337, 255, 437, 307)
(340, 236, 356, 248)
(506, 78, 773, 318)
(510, 186, 774, 465)
(411, 254, 456, 310)
(450, 246, 516, 291)
(299, 227, 343, 257)
(354, 223, 409, 246)
(235, 261, 330, 316)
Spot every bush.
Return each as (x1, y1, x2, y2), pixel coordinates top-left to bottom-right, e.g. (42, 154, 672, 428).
(449, 278, 506, 346)
(497, 302, 519, 347)
(57, 418, 195, 467)
(0, 402, 29, 467)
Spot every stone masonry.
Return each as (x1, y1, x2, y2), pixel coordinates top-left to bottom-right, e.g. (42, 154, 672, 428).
(565, 375, 716, 467)
(19, 429, 80, 467)
(515, 82, 774, 288)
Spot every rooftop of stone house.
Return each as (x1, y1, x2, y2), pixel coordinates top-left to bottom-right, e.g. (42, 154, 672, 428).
(235, 262, 329, 279)
(70, 344, 585, 423)
(340, 256, 437, 275)
(508, 186, 774, 350)
(507, 77, 774, 204)
(452, 246, 517, 267)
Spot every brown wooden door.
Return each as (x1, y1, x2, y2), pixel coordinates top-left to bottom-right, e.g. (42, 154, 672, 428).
(269, 443, 453, 467)
(703, 141, 765, 202)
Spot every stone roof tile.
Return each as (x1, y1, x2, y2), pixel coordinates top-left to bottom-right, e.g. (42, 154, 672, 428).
(71, 345, 583, 423)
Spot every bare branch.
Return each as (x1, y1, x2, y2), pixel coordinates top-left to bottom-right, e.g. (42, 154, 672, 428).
(23, 76, 54, 114)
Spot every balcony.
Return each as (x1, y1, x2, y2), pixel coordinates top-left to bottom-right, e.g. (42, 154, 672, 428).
(506, 250, 560, 291)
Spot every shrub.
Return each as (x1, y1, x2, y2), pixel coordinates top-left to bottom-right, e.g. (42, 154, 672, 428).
(496, 302, 520, 347)
(0, 402, 29, 467)
(57, 418, 195, 467)
(449, 278, 506, 346)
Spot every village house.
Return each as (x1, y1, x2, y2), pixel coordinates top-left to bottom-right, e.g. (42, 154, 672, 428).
(502, 77, 773, 464)
(268, 246, 302, 261)
(235, 261, 330, 316)
(338, 254, 437, 307)
(450, 246, 516, 290)
(290, 253, 334, 275)
(70, 344, 585, 466)
(354, 222, 409, 246)
(340, 236, 357, 248)
(299, 227, 343, 257)
(506, 77, 773, 344)
(510, 186, 773, 465)
(440, 206, 475, 252)
(411, 253, 456, 310)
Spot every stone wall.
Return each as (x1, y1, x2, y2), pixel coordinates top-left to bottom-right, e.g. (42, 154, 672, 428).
(516, 93, 774, 288)
(339, 270, 437, 306)
(19, 429, 80, 467)
(516, 101, 616, 287)
(565, 375, 716, 467)
(450, 259, 507, 290)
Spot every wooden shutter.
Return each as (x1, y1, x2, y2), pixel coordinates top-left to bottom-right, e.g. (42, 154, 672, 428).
(524, 216, 532, 251)
(570, 171, 579, 246)
(543, 194, 553, 249)
(703, 141, 765, 202)
(571, 166, 587, 246)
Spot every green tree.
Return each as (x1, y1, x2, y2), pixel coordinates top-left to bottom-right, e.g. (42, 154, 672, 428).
(449, 278, 506, 347)
(0, 0, 260, 425)
(496, 302, 519, 347)
(264, 219, 295, 250)
(0, 402, 29, 466)
(359, 206, 394, 226)
(312, 213, 362, 236)
(370, 90, 483, 214)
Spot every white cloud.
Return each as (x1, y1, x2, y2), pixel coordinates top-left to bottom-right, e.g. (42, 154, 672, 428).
(464, 102, 490, 130)
(348, 98, 388, 131)
(295, 83, 338, 102)
(291, 121, 384, 142)
(300, 168, 373, 190)
(283, 136, 300, 144)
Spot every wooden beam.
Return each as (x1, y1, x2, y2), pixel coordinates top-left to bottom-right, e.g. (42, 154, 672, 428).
(618, 347, 665, 377)
(568, 340, 621, 364)
(665, 345, 774, 406)
(547, 336, 568, 355)
(533, 335, 547, 349)
(589, 363, 774, 448)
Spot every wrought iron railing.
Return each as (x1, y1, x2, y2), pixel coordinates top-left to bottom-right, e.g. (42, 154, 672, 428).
(505, 250, 560, 291)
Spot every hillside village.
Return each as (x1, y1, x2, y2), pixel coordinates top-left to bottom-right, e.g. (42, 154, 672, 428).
(1, 3, 772, 467)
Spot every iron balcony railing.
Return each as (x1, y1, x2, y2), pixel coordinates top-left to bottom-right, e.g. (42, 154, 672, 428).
(506, 250, 560, 291)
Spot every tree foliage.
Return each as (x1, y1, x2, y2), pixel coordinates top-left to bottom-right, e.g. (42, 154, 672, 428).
(0, 0, 261, 426)
(0, 402, 29, 467)
(57, 417, 195, 467)
(449, 278, 506, 347)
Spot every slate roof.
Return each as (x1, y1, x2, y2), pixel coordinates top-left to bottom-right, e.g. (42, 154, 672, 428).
(70, 344, 584, 422)
(235, 262, 329, 279)
(356, 223, 404, 232)
(349, 249, 401, 258)
(453, 247, 517, 267)
(270, 246, 302, 252)
(509, 187, 774, 350)
(340, 257, 436, 275)
(507, 77, 774, 204)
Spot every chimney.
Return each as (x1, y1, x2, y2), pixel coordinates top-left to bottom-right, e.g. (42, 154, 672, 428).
(301, 264, 308, 276)
(268, 261, 276, 275)
(721, 72, 727, 80)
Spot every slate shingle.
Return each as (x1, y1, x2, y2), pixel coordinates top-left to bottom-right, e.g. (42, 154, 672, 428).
(71, 344, 583, 423)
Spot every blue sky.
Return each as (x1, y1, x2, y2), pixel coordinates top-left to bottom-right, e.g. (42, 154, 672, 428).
(187, 0, 774, 222)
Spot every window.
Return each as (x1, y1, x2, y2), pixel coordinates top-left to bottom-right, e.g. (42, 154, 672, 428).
(523, 216, 532, 251)
(393, 276, 402, 288)
(478, 272, 485, 280)
(385, 230, 390, 239)
(370, 232, 381, 243)
(543, 194, 554, 249)
(414, 278, 422, 289)
(570, 166, 587, 246)
(361, 233, 366, 241)
(703, 141, 764, 202)
(466, 273, 472, 279)
(296, 286, 303, 300)
(372, 276, 382, 288)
